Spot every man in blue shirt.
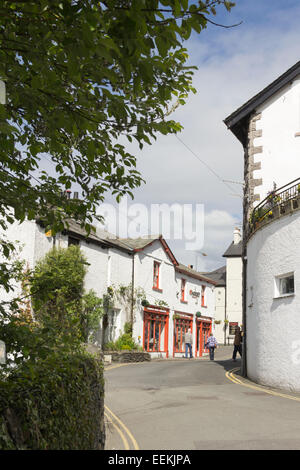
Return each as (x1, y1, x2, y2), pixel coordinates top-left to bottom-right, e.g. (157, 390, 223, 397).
(206, 333, 218, 361)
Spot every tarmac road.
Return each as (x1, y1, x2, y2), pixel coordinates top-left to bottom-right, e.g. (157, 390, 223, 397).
(104, 346, 300, 450)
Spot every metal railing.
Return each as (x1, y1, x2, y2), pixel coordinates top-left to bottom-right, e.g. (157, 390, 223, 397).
(248, 177, 300, 236)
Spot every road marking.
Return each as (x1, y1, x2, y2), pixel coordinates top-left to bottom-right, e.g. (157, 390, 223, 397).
(104, 411, 130, 450)
(105, 405, 140, 450)
(105, 363, 130, 371)
(226, 368, 300, 402)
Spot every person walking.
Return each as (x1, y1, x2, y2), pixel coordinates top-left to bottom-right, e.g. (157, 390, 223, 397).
(185, 328, 193, 359)
(206, 333, 218, 361)
(232, 325, 243, 361)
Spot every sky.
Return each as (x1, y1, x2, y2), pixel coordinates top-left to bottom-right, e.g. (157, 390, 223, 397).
(98, 0, 300, 273)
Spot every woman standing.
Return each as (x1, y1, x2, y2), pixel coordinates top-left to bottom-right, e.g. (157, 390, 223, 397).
(206, 333, 218, 361)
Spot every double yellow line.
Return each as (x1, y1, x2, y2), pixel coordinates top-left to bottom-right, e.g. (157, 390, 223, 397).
(226, 367, 300, 402)
(105, 405, 139, 450)
(104, 363, 139, 450)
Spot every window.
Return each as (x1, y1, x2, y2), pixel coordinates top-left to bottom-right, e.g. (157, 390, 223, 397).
(173, 314, 193, 353)
(153, 261, 160, 290)
(275, 273, 295, 298)
(68, 236, 80, 246)
(143, 309, 169, 354)
(181, 279, 186, 302)
(201, 286, 206, 307)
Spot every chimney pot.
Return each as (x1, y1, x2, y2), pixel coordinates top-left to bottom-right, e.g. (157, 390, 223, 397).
(233, 227, 241, 244)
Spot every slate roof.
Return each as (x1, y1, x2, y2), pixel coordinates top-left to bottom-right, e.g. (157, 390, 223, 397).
(222, 241, 242, 258)
(224, 60, 300, 145)
(175, 264, 218, 286)
(200, 265, 226, 287)
(63, 220, 132, 252)
(50, 220, 217, 285)
(114, 236, 160, 251)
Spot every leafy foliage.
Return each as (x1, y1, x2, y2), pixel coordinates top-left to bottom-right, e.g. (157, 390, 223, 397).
(30, 245, 103, 341)
(30, 245, 87, 325)
(81, 290, 103, 342)
(104, 320, 141, 351)
(104, 333, 141, 351)
(0, 351, 104, 449)
(0, 0, 235, 293)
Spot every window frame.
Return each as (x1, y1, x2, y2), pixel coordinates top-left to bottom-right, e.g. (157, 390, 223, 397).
(153, 261, 162, 292)
(274, 272, 295, 299)
(180, 278, 187, 303)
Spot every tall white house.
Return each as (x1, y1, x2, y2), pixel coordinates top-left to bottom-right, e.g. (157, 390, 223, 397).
(223, 228, 243, 344)
(225, 60, 300, 391)
(201, 265, 226, 345)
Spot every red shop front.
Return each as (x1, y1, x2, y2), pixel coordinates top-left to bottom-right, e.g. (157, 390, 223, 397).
(173, 312, 193, 357)
(143, 306, 169, 357)
(195, 316, 212, 357)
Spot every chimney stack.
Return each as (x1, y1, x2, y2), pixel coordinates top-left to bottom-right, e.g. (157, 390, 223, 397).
(233, 227, 241, 244)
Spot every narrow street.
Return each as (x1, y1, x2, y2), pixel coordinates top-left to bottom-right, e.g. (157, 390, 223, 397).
(104, 346, 300, 450)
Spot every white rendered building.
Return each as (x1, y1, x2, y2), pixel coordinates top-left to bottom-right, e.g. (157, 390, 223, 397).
(223, 228, 243, 345)
(225, 61, 300, 391)
(0, 216, 216, 359)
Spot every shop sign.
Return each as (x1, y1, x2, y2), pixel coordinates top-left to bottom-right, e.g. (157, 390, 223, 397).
(189, 289, 200, 298)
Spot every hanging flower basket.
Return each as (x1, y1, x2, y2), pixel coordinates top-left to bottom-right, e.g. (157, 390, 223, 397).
(196, 311, 201, 318)
(141, 299, 150, 307)
(214, 320, 221, 325)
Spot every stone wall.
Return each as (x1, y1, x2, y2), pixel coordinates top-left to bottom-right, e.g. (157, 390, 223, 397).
(107, 350, 151, 363)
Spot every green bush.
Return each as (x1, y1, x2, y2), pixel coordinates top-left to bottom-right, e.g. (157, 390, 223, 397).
(104, 333, 139, 351)
(0, 351, 104, 450)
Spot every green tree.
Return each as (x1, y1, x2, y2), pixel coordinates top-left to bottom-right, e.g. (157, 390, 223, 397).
(0, 0, 235, 296)
(30, 245, 103, 342)
(81, 290, 103, 342)
(31, 246, 88, 326)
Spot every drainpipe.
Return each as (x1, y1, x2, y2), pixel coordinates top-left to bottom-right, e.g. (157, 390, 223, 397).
(224, 283, 227, 346)
(241, 139, 249, 378)
(241, 245, 247, 377)
(131, 252, 135, 335)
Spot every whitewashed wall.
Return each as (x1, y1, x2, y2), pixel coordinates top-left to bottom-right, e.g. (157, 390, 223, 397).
(226, 257, 243, 343)
(108, 247, 132, 339)
(253, 77, 300, 201)
(213, 286, 226, 344)
(130, 240, 215, 357)
(0, 219, 37, 302)
(247, 210, 300, 391)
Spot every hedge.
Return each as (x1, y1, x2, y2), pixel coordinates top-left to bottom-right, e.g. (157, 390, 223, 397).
(0, 351, 105, 450)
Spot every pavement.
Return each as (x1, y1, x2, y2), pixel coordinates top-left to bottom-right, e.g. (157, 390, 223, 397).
(104, 346, 300, 450)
